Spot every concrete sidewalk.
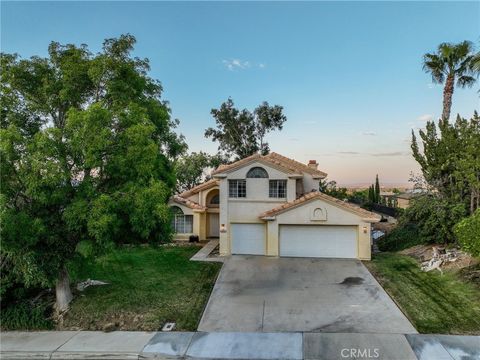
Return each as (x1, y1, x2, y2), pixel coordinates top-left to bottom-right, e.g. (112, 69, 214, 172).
(1, 331, 478, 360)
(190, 239, 225, 262)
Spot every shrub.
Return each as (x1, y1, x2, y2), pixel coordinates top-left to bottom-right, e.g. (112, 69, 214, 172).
(402, 195, 466, 244)
(377, 223, 423, 252)
(454, 209, 480, 256)
(0, 300, 53, 330)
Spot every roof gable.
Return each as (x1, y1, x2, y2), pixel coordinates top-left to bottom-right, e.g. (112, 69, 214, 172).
(212, 152, 327, 178)
(259, 191, 380, 222)
(171, 195, 207, 211)
(179, 179, 219, 198)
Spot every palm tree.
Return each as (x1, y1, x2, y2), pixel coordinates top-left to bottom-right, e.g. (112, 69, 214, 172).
(423, 41, 477, 121)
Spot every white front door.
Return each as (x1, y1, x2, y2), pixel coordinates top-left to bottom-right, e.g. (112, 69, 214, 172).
(208, 213, 220, 237)
(231, 223, 266, 255)
(279, 225, 357, 258)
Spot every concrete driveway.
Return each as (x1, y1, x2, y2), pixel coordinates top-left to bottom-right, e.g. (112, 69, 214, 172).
(198, 256, 417, 333)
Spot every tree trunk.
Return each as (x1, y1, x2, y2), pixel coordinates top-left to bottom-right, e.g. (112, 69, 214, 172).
(442, 74, 455, 121)
(55, 267, 73, 314)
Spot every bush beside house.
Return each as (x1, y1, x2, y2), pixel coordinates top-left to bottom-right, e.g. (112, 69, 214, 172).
(455, 209, 480, 256)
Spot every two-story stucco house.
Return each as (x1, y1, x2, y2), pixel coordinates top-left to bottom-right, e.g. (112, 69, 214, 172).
(169, 152, 380, 260)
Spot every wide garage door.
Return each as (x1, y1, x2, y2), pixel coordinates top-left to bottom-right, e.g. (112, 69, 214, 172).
(280, 225, 357, 258)
(231, 223, 266, 255)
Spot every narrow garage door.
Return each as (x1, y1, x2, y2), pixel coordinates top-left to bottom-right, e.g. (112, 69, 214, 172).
(231, 223, 266, 255)
(280, 225, 357, 258)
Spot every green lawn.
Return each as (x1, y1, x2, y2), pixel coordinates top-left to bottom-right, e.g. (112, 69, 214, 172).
(365, 253, 480, 334)
(63, 245, 222, 331)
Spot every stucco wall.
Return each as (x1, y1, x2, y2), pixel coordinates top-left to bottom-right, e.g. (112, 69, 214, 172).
(302, 173, 320, 194)
(215, 160, 373, 259)
(167, 200, 194, 215)
(220, 196, 373, 260)
(219, 161, 294, 254)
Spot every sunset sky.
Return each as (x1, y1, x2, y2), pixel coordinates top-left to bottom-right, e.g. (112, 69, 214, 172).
(2, 1, 479, 186)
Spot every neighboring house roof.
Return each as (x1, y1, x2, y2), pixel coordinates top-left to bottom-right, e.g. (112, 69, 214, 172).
(212, 152, 327, 178)
(395, 192, 421, 200)
(179, 179, 219, 198)
(171, 195, 207, 211)
(259, 191, 381, 222)
(380, 192, 396, 196)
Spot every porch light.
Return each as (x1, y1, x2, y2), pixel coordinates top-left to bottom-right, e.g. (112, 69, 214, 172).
(220, 224, 227, 233)
(363, 226, 367, 234)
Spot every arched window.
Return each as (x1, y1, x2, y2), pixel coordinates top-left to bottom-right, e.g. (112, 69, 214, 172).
(246, 167, 269, 178)
(170, 206, 193, 233)
(210, 194, 220, 205)
(170, 206, 184, 215)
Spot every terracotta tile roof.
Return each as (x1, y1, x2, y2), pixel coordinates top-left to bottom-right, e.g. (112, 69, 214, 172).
(179, 179, 219, 198)
(259, 191, 381, 222)
(172, 195, 207, 211)
(211, 152, 327, 178)
(211, 153, 298, 175)
(265, 152, 327, 178)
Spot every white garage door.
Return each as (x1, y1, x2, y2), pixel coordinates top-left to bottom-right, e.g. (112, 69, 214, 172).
(231, 223, 266, 255)
(280, 225, 357, 258)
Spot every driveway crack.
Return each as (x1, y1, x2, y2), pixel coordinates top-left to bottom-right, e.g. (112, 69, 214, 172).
(261, 300, 266, 332)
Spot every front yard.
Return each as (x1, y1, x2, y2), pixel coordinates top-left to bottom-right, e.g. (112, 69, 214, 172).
(365, 253, 480, 334)
(62, 245, 222, 331)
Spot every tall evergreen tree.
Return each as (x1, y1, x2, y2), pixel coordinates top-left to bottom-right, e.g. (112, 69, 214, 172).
(368, 185, 374, 203)
(375, 175, 381, 203)
(411, 113, 480, 214)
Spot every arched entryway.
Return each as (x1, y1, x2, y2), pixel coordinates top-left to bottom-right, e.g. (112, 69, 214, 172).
(206, 189, 220, 238)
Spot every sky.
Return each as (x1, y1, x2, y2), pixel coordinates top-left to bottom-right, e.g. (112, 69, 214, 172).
(1, 1, 479, 186)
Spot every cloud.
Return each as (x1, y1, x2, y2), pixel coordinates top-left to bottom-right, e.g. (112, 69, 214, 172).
(338, 151, 360, 155)
(371, 151, 408, 157)
(417, 114, 433, 122)
(222, 59, 266, 71)
(361, 131, 377, 136)
(289, 137, 300, 142)
(222, 59, 250, 71)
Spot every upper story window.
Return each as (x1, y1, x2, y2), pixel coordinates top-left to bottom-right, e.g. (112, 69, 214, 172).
(246, 167, 269, 178)
(229, 179, 246, 198)
(269, 180, 287, 198)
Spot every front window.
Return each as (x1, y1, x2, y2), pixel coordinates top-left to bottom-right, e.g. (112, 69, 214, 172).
(269, 180, 287, 198)
(229, 180, 246, 198)
(170, 206, 193, 233)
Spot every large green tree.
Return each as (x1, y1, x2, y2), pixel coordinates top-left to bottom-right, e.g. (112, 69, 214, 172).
(174, 151, 225, 192)
(411, 113, 480, 215)
(423, 41, 477, 121)
(205, 98, 287, 160)
(0, 35, 186, 312)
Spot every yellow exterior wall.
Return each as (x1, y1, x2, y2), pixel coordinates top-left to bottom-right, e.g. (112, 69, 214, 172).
(266, 221, 279, 256)
(169, 186, 219, 242)
(357, 222, 371, 260)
